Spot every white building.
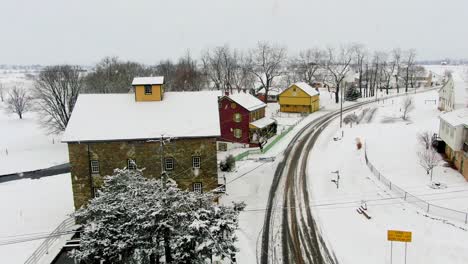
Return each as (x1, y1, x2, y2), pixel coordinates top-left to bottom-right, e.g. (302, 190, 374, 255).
(438, 108, 468, 180)
(438, 68, 468, 111)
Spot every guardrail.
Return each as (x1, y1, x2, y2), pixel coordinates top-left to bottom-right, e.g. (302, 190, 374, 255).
(0, 163, 70, 184)
(364, 147, 468, 224)
(24, 217, 76, 264)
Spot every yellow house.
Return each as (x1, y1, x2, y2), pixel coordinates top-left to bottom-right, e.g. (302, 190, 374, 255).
(132, 76, 165, 102)
(278, 82, 320, 113)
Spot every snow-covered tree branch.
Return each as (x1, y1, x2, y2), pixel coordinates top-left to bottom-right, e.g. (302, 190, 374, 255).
(72, 168, 245, 264)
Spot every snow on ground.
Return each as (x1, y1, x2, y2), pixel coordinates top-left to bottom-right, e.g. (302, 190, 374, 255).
(307, 91, 468, 264)
(0, 173, 74, 264)
(220, 159, 277, 264)
(351, 91, 468, 211)
(0, 101, 69, 175)
(0, 72, 68, 175)
(220, 86, 442, 263)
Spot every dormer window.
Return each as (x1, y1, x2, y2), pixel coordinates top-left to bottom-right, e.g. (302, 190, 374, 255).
(144, 85, 152, 95)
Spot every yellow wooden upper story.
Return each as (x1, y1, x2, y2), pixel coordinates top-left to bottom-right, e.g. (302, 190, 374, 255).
(278, 83, 319, 106)
(134, 84, 164, 102)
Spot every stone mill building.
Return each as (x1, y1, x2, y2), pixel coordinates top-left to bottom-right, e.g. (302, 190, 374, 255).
(62, 77, 221, 209)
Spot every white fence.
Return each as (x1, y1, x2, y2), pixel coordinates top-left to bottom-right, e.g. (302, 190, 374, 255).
(364, 148, 468, 225)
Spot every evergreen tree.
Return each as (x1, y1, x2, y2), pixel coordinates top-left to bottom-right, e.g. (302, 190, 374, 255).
(72, 168, 245, 264)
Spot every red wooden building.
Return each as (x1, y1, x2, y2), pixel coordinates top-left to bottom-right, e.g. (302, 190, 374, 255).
(217, 92, 277, 150)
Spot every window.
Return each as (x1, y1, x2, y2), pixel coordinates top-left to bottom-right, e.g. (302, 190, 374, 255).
(92, 187, 101, 198)
(231, 103, 237, 109)
(234, 128, 242, 139)
(165, 157, 174, 171)
(144, 85, 152, 95)
(233, 113, 242, 123)
(193, 182, 203, 193)
(192, 156, 201, 169)
(218, 142, 227, 151)
(127, 159, 137, 170)
(90, 160, 100, 174)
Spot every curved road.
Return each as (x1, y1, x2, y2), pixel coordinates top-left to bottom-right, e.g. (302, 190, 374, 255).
(259, 88, 438, 264)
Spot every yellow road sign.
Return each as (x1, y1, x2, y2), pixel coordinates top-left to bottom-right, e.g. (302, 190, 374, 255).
(387, 230, 412, 242)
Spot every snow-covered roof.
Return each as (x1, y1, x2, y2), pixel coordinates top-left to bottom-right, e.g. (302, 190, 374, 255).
(257, 87, 283, 96)
(439, 108, 468, 127)
(132, 76, 164, 85)
(250, 118, 276, 129)
(62, 91, 221, 142)
(227, 93, 266, 111)
(291, 82, 319, 97)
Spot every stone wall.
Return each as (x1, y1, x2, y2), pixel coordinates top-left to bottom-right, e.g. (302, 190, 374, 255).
(68, 137, 219, 209)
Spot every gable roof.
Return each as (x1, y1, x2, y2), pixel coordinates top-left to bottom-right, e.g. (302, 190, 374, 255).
(62, 91, 221, 142)
(294, 82, 319, 96)
(132, 76, 164, 86)
(281, 82, 319, 97)
(225, 93, 266, 111)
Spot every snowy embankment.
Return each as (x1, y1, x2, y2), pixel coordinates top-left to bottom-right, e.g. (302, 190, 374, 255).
(307, 91, 468, 264)
(0, 76, 68, 175)
(0, 173, 74, 263)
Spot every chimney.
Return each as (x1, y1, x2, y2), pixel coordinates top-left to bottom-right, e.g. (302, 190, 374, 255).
(225, 91, 229, 96)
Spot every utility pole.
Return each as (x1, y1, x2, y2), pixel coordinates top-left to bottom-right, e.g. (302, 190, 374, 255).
(158, 134, 172, 189)
(340, 81, 344, 129)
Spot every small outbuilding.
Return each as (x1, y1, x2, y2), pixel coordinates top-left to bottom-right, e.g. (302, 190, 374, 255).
(278, 82, 320, 113)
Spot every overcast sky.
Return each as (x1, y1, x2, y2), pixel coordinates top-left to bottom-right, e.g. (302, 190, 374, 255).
(1, 0, 467, 65)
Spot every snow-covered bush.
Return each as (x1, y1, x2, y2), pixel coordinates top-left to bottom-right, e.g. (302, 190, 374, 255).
(71, 168, 245, 264)
(220, 155, 236, 172)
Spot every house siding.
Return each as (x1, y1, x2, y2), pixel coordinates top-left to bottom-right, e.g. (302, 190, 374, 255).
(134, 84, 164, 101)
(218, 97, 251, 144)
(68, 137, 218, 209)
(278, 84, 320, 113)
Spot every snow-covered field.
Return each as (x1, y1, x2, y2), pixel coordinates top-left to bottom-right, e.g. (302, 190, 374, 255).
(0, 71, 72, 263)
(0, 73, 69, 175)
(307, 90, 468, 264)
(0, 174, 74, 263)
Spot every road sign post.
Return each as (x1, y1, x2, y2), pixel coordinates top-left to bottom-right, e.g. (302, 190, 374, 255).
(387, 230, 412, 264)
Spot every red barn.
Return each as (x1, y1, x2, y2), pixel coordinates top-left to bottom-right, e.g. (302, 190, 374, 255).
(217, 92, 277, 150)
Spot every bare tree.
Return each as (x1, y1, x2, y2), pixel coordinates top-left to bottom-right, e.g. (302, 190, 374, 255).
(403, 49, 416, 92)
(352, 44, 367, 97)
(392, 48, 402, 93)
(417, 131, 432, 150)
(247, 41, 286, 102)
(401, 96, 414, 120)
(0, 83, 4, 102)
(202, 45, 242, 93)
(172, 51, 207, 91)
(293, 48, 325, 85)
(382, 53, 397, 94)
(6, 86, 31, 119)
(152, 59, 176, 91)
(232, 51, 256, 93)
(326, 45, 354, 103)
(84, 56, 149, 93)
(34, 65, 84, 133)
(202, 46, 226, 91)
(418, 147, 441, 181)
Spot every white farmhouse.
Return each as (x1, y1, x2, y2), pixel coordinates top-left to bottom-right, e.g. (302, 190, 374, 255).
(438, 69, 467, 111)
(438, 108, 468, 180)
